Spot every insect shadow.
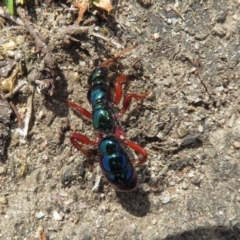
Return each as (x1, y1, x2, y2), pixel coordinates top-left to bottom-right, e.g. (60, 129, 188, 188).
(116, 190, 150, 217)
(163, 224, 240, 240)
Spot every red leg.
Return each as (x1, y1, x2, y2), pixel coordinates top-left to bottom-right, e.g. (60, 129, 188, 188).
(101, 45, 137, 68)
(114, 126, 126, 140)
(119, 92, 149, 117)
(70, 133, 97, 154)
(123, 139, 148, 164)
(115, 74, 127, 105)
(66, 100, 92, 120)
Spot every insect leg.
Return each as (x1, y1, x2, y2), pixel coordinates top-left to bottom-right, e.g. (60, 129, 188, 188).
(119, 92, 149, 117)
(70, 133, 97, 154)
(66, 100, 92, 120)
(114, 74, 127, 105)
(123, 139, 148, 164)
(101, 45, 137, 68)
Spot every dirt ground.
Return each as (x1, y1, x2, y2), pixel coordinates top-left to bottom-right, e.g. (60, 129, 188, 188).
(1, 0, 240, 239)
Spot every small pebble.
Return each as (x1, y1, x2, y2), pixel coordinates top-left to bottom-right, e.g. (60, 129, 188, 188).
(59, 190, 68, 197)
(64, 199, 75, 206)
(228, 114, 236, 128)
(188, 171, 195, 178)
(19, 138, 27, 144)
(158, 166, 168, 176)
(191, 175, 202, 185)
(0, 166, 7, 175)
(0, 196, 8, 205)
(212, 25, 226, 36)
(35, 211, 45, 219)
(79, 61, 86, 67)
(152, 33, 160, 40)
(218, 210, 224, 215)
(19, 107, 26, 114)
(152, 219, 157, 225)
(161, 192, 171, 204)
(233, 141, 240, 149)
(194, 42, 199, 49)
(53, 210, 63, 221)
(169, 181, 175, 186)
(182, 181, 189, 190)
(198, 125, 204, 133)
(233, 14, 238, 20)
(73, 72, 80, 81)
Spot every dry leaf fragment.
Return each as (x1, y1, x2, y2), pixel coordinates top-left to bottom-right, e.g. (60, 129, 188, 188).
(70, 0, 90, 23)
(0, 62, 21, 92)
(93, 0, 112, 13)
(69, 0, 112, 23)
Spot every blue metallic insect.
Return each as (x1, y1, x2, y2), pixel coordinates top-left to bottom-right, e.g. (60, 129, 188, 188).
(66, 46, 148, 191)
(99, 136, 138, 191)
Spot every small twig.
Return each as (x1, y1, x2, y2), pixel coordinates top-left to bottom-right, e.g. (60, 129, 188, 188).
(194, 58, 217, 103)
(2, 82, 26, 100)
(16, 6, 56, 95)
(152, 143, 179, 153)
(17, 85, 34, 137)
(17, 160, 28, 178)
(17, 7, 45, 49)
(56, 25, 93, 39)
(8, 26, 26, 31)
(90, 32, 123, 49)
(0, 7, 24, 26)
(47, 113, 57, 127)
(169, 5, 185, 21)
(9, 101, 23, 128)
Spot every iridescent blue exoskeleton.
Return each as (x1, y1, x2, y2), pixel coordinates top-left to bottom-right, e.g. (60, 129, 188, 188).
(87, 67, 115, 134)
(66, 46, 149, 192)
(99, 136, 138, 191)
